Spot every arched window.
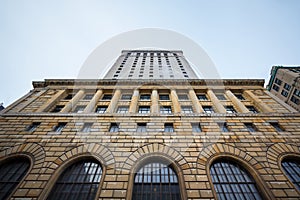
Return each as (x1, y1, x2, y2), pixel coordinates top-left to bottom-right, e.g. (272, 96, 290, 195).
(210, 160, 263, 200)
(0, 157, 30, 200)
(281, 159, 300, 190)
(133, 162, 181, 200)
(47, 159, 102, 200)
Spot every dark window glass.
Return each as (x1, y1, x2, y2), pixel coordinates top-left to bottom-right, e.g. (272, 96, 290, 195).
(294, 89, 300, 97)
(275, 78, 282, 85)
(159, 94, 170, 100)
(83, 94, 94, 100)
(140, 94, 151, 100)
(216, 94, 226, 100)
(47, 159, 102, 200)
(244, 123, 257, 132)
(81, 123, 93, 132)
(95, 106, 107, 113)
(181, 106, 193, 113)
(270, 122, 284, 132)
(160, 106, 172, 114)
(133, 162, 181, 200)
(272, 84, 280, 92)
(235, 94, 245, 100)
(282, 159, 300, 191)
(291, 96, 300, 105)
(218, 122, 229, 132)
(246, 106, 259, 113)
(178, 94, 189, 100)
(74, 106, 86, 113)
(116, 106, 129, 114)
(225, 106, 236, 113)
(197, 94, 208, 101)
(138, 106, 150, 114)
(164, 123, 174, 132)
(203, 106, 214, 113)
(64, 94, 74, 100)
(281, 90, 289, 97)
(0, 157, 30, 200)
(102, 94, 112, 100)
(109, 123, 119, 132)
(25, 122, 41, 132)
(53, 122, 67, 132)
(136, 123, 147, 132)
(51, 105, 64, 113)
(121, 94, 132, 100)
(191, 123, 202, 132)
(210, 160, 262, 200)
(284, 83, 291, 91)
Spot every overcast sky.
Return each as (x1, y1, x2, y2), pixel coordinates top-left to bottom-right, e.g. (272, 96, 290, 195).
(1, 0, 300, 106)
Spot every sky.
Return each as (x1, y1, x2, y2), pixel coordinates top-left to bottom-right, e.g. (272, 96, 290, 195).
(1, 0, 300, 106)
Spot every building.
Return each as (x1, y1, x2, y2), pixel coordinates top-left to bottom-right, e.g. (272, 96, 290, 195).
(267, 66, 300, 111)
(0, 50, 300, 200)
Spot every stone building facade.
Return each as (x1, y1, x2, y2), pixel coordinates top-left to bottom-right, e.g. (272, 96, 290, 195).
(0, 50, 300, 200)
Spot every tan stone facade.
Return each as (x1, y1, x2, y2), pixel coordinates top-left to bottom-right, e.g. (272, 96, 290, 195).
(0, 79, 300, 199)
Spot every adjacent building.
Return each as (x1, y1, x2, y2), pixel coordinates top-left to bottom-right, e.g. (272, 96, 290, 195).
(0, 50, 300, 200)
(267, 66, 300, 111)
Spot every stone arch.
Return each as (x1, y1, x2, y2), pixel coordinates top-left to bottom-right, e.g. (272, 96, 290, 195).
(267, 143, 300, 169)
(0, 142, 45, 170)
(121, 143, 189, 172)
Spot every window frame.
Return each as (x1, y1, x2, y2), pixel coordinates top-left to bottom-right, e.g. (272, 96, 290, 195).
(116, 106, 129, 114)
(203, 106, 214, 113)
(164, 123, 174, 133)
(25, 122, 41, 132)
(160, 106, 172, 114)
(53, 122, 67, 133)
(109, 123, 119, 132)
(138, 106, 150, 114)
(95, 106, 107, 113)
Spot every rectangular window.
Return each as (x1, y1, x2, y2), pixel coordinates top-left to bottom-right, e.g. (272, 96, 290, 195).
(293, 89, 300, 97)
(121, 94, 132, 100)
(218, 122, 229, 132)
(81, 123, 93, 132)
(244, 123, 257, 132)
(83, 94, 94, 100)
(291, 96, 300, 105)
(117, 106, 129, 113)
(164, 123, 174, 132)
(53, 122, 67, 132)
(140, 94, 151, 100)
(25, 122, 41, 132)
(281, 90, 289, 97)
(95, 106, 107, 113)
(275, 78, 282, 85)
(216, 94, 226, 100)
(109, 123, 119, 132)
(64, 94, 74, 100)
(159, 94, 170, 100)
(136, 123, 147, 132)
(225, 106, 236, 113)
(235, 94, 245, 100)
(246, 106, 259, 113)
(203, 106, 214, 113)
(51, 105, 64, 113)
(178, 94, 189, 100)
(160, 106, 172, 114)
(197, 94, 208, 101)
(191, 123, 202, 132)
(74, 105, 86, 113)
(284, 83, 291, 91)
(138, 106, 150, 114)
(181, 106, 193, 113)
(272, 84, 280, 92)
(269, 122, 284, 132)
(102, 94, 112, 100)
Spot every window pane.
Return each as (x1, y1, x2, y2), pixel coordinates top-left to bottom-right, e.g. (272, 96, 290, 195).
(95, 106, 107, 113)
(282, 159, 300, 191)
(47, 159, 102, 200)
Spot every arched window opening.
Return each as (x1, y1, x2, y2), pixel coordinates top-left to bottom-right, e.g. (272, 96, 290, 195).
(210, 160, 263, 200)
(47, 159, 102, 200)
(133, 162, 181, 200)
(0, 157, 30, 200)
(281, 159, 300, 190)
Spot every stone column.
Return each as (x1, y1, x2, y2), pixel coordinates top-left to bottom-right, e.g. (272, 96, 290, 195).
(151, 89, 159, 114)
(83, 89, 103, 113)
(225, 90, 249, 113)
(106, 89, 121, 113)
(129, 89, 139, 113)
(61, 89, 85, 113)
(188, 89, 204, 113)
(36, 90, 66, 112)
(243, 90, 274, 113)
(170, 89, 181, 113)
(207, 89, 226, 113)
